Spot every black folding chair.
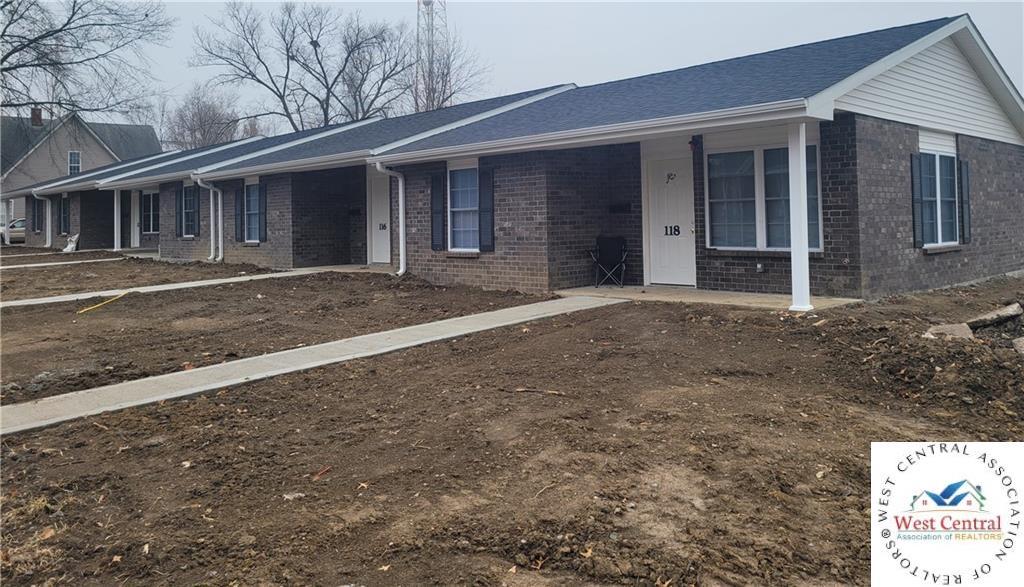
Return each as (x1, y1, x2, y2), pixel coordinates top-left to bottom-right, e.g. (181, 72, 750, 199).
(590, 236, 628, 287)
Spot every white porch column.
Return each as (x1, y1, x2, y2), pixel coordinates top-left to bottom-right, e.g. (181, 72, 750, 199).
(788, 122, 813, 312)
(113, 191, 122, 251)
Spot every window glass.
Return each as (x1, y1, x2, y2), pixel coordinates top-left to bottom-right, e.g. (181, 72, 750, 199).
(13, 219, 25, 228)
(142, 193, 159, 233)
(762, 146, 821, 249)
(183, 187, 197, 236)
(707, 151, 756, 247)
(920, 154, 938, 245)
(449, 168, 479, 250)
(939, 155, 957, 243)
(68, 151, 81, 175)
(245, 184, 260, 242)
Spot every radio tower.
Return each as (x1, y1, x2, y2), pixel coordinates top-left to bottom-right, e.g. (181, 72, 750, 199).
(415, 0, 450, 112)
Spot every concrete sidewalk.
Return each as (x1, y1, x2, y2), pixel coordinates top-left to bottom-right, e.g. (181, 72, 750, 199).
(0, 267, 343, 309)
(0, 257, 125, 270)
(0, 295, 624, 434)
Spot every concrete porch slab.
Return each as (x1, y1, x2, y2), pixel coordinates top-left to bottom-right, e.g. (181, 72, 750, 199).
(0, 295, 625, 435)
(556, 285, 861, 311)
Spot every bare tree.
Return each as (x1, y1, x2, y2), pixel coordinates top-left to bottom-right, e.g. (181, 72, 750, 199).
(1, 0, 173, 116)
(193, 2, 415, 131)
(161, 83, 250, 150)
(411, 24, 485, 113)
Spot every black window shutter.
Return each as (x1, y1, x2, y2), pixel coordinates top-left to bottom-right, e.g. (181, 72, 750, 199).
(959, 160, 971, 244)
(258, 182, 268, 242)
(478, 168, 495, 252)
(175, 186, 183, 237)
(431, 173, 445, 251)
(235, 184, 245, 242)
(910, 154, 923, 248)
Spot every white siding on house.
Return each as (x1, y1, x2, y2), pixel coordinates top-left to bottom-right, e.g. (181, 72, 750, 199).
(918, 129, 957, 155)
(836, 37, 1024, 146)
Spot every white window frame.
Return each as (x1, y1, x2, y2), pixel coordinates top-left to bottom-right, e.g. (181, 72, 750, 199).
(244, 182, 261, 243)
(446, 158, 480, 253)
(703, 142, 824, 252)
(182, 186, 197, 238)
(141, 192, 159, 234)
(68, 151, 81, 175)
(919, 150, 959, 248)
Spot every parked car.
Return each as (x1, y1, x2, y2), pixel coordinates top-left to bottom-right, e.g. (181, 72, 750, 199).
(2, 218, 26, 244)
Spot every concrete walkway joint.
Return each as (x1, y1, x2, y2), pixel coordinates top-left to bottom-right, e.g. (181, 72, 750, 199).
(1, 257, 125, 270)
(0, 266, 355, 308)
(0, 296, 624, 434)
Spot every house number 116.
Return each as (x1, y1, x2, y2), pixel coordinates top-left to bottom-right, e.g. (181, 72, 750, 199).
(663, 225, 681, 236)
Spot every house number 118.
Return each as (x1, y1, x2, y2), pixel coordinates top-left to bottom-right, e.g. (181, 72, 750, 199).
(663, 225, 681, 236)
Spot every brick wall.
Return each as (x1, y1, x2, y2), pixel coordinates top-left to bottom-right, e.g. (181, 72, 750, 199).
(77, 190, 114, 250)
(393, 157, 550, 292)
(856, 115, 1024, 296)
(692, 116, 864, 296)
(24, 194, 57, 248)
(215, 176, 295, 268)
(159, 182, 215, 262)
(545, 143, 642, 289)
(290, 166, 365, 267)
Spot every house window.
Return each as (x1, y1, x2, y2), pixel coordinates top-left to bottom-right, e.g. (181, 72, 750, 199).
(68, 151, 81, 175)
(707, 146, 821, 250)
(59, 195, 70, 234)
(182, 186, 197, 237)
(31, 198, 44, 231)
(448, 166, 480, 251)
(920, 152, 958, 245)
(244, 184, 260, 242)
(141, 192, 160, 233)
(763, 146, 820, 249)
(707, 151, 756, 247)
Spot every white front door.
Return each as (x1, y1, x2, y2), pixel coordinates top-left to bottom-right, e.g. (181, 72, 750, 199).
(647, 157, 696, 285)
(369, 174, 391, 264)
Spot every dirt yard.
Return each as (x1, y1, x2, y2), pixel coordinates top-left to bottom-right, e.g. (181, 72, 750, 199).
(1, 251, 125, 267)
(0, 247, 61, 256)
(1, 277, 1022, 586)
(0, 258, 273, 301)
(1, 272, 546, 402)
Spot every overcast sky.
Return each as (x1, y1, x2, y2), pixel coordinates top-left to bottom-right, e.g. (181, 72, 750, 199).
(156, 1, 1023, 119)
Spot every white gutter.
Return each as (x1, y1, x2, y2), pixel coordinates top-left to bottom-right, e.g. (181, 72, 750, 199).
(374, 162, 406, 276)
(30, 190, 52, 248)
(193, 175, 220, 261)
(199, 152, 371, 181)
(97, 136, 264, 188)
(369, 98, 812, 165)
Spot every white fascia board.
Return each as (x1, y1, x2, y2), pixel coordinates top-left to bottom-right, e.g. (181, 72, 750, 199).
(370, 84, 577, 155)
(368, 99, 811, 165)
(96, 136, 265, 187)
(198, 151, 371, 181)
(193, 117, 382, 175)
(805, 17, 973, 119)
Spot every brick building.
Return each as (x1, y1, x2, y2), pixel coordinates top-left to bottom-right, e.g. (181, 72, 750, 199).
(5, 15, 1022, 309)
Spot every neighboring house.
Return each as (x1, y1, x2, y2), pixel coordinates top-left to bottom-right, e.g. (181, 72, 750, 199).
(6, 15, 1022, 308)
(0, 109, 161, 240)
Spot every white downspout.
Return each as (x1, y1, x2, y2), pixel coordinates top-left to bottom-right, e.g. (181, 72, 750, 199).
(31, 190, 52, 248)
(374, 162, 406, 276)
(194, 175, 220, 262)
(216, 188, 224, 262)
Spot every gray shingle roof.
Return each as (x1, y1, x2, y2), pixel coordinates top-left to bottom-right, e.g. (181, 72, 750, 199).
(1, 115, 161, 176)
(208, 86, 565, 174)
(384, 17, 958, 155)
